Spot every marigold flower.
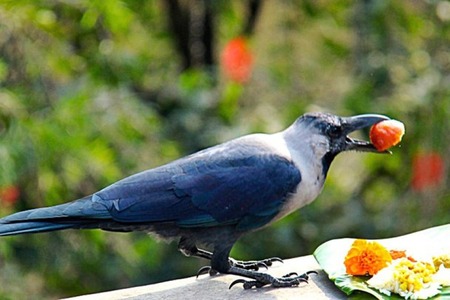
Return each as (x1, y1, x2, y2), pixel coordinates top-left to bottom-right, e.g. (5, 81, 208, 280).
(344, 239, 392, 276)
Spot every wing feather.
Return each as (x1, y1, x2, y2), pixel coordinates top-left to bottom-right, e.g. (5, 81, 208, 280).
(95, 141, 301, 230)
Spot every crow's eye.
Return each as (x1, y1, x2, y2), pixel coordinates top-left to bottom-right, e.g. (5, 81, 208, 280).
(328, 126, 342, 138)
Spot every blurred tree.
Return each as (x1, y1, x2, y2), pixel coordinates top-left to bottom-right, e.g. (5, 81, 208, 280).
(163, 0, 261, 70)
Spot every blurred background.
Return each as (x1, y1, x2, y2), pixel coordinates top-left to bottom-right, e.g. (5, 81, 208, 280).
(0, 0, 449, 298)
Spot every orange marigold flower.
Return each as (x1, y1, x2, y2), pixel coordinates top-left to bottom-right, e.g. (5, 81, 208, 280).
(344, 239, 392, 276)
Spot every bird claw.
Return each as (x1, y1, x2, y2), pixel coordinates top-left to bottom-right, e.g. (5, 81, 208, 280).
(282, 272, 298, 278)
(233, 261, 268, 271)
(229, 270, 317, 289)
(264, 257, 284, 266)
(196, 266, 218, 278)
(229, 278, 267, 289)
(229, 279, 247, 289)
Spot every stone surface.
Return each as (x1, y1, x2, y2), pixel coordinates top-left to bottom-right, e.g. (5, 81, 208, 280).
(64, 255, 348, 300)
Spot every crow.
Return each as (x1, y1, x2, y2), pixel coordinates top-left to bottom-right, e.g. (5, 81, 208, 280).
(0, 112, 390, 289)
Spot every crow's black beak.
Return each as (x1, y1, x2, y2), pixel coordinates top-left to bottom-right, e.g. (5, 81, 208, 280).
(343, 114, 391, 153)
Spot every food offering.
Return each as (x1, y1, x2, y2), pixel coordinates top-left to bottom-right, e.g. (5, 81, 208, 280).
(314, 225, 450, 300)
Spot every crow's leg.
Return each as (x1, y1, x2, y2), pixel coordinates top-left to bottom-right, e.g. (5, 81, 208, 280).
(230, 257, 283, 270)
(177, 237, 282, 273)
(178, 238, 213, 260)
(210, 243, 316, 289)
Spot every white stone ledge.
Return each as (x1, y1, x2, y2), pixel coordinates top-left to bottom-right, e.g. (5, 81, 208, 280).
(64, 255, 346, 300)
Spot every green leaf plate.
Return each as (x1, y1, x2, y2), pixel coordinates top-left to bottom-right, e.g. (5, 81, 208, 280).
(313, 224, 450, 299)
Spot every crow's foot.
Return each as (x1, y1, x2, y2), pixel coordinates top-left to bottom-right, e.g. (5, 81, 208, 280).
(179, 242, 283, 273)
(196, 266, 218, 277)
(196, 257, 283, 278)
(229, 270, 317, 289)
(230, 257, 283, 271)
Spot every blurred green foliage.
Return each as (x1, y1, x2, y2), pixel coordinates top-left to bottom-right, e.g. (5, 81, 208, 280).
(0, 0, 449, 298)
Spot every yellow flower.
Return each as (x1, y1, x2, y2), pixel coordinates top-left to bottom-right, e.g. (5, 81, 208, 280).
(344, 239, 392, 276)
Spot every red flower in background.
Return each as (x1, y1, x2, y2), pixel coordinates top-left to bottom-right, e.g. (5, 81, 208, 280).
(221, 37, 253, 83)
(411, 152, 445, 192)
(0, 185, 20, 206)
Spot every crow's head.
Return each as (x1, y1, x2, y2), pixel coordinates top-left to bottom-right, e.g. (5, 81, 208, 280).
(287, 112, 390, 174)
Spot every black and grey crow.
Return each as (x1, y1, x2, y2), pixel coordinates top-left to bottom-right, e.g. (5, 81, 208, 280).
(0, 112, 390, 289)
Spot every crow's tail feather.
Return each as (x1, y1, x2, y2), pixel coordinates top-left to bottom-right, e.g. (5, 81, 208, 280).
(0, 222, 76, 236)
(0, 196, 111, 236)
